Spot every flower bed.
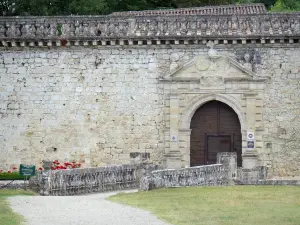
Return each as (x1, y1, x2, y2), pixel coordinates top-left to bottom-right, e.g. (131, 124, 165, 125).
(0, 160, 82, 180)
(49, 160, 81, 170)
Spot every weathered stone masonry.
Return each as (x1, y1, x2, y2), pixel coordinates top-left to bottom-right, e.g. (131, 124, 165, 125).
(0, 4, 300, 177)
(0, 48, 166, 167)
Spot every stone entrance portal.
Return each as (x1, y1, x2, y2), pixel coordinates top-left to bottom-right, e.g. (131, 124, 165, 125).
(190, 101, 242, 167)
(161, 48, 269, 169)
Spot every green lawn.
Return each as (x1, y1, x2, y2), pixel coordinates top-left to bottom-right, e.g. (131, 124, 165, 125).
(0, 189, 35, 225)
(109, 186, 300, 225)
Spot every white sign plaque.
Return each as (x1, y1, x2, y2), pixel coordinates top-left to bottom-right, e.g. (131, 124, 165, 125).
(247, 131, 255, 141)
(247, 141, 255, 148)
(171, 135, 177, 142)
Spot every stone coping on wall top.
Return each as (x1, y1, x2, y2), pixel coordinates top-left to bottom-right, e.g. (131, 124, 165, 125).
(152, 164, 224, 173)
(1, 14, 300, 22)
(110, 4, 267, 16)
(1, 12, 300, 47)
(2, 12, 300, 20)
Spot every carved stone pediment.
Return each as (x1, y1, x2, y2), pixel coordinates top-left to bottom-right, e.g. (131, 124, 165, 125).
(162, 55, 268, 82)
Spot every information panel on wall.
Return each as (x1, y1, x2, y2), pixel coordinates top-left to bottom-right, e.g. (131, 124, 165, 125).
(247, 131, 255, 149)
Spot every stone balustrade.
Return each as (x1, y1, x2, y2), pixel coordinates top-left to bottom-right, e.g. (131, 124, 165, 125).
(140, 164, 228, 191)
(32, 163, 160, 196)
(0, 13, 300, 47)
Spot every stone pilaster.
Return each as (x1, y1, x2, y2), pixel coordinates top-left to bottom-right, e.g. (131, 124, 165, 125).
(242, 93, 258, 169)
(179, 129, 192, 167)
(166, 93, 182, 168)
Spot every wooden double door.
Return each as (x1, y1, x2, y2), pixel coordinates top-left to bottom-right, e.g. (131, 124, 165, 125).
(190, 101, 242, 167)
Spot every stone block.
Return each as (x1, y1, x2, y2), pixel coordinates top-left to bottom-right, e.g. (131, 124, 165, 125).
(217, 152, 237, 184)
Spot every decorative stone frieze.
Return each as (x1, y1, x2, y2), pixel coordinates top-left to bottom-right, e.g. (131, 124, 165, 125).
(0, 12, 300, 47)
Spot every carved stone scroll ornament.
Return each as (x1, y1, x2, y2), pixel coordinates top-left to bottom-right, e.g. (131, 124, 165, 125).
(0, 25, 5, 38)
(6, 23, 21, 37)
(107, 22, 115, 36)
(243, 53, 252, 71)
(62, 23, 75, 37)
(36, 24, 45, 37)
(21, 24, 36, 38)
(96, 23, 105, 36)
(48, 23, 58, 37)
(195, 56, 210, 71)
(291, 19, 300, 34)
(147, 21, 155, 36)
(75, 22, 84, 36)
(83, 23, 90, 36)
(200, 76, 224, 87)
(206, 40, 220, 59)
(164, 48, 263, 82)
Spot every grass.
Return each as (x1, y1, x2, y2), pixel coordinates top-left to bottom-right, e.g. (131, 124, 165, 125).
(0, 189, 35, 225)
(109, 186, 300, 225)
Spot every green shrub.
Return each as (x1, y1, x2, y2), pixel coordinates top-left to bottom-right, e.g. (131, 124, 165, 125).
(0, 171, 31, 180)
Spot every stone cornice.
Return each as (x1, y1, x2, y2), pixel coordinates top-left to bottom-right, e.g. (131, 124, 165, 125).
(111, 4, 267, 16)
(0, 13, 300, 47)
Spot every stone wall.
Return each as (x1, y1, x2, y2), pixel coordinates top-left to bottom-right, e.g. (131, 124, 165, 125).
(0, 47, 166, 168)
(1, 45, 300, 177)
(260, 48, 300, 177)
(139, 164, 228, 191)
(236, 166, 268, 185)
(33, 163, 160, 196)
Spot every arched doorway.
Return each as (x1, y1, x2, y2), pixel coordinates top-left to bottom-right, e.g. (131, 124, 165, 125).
(190, 100, 242, 167)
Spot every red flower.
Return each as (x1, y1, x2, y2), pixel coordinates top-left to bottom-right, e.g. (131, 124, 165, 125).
(12, 167, 17, 170)
(72, 161, 76, 164)
(38, 167, 43, 171)
(77, 163, 81, 167)
(51, 166, 56, 170)
(7, 170, 12, 173)
(52, 160, 60, 165)
(71, 165, 76, 168)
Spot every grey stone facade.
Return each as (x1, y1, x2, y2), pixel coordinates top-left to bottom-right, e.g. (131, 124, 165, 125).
(0, 5, 300, 178)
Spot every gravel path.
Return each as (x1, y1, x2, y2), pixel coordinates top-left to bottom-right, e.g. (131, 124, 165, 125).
(8, 190, 170, 225)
